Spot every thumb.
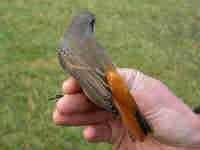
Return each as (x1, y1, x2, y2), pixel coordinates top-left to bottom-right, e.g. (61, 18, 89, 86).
(117, 68, 158, 113)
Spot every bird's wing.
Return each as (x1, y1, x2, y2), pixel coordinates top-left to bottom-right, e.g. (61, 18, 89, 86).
(58, 44, 115, 112)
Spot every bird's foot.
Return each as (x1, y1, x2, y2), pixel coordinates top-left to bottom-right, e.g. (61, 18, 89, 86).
(48, 94, 64, 101)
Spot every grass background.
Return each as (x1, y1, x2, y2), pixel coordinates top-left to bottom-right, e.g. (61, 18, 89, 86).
(0, 0, 200, 149)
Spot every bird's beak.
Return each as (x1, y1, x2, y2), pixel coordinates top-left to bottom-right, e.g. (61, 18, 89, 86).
(90, 19, 95, 33)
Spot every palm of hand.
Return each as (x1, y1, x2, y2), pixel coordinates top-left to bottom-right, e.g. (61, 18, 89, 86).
(120, 69, 199, 148)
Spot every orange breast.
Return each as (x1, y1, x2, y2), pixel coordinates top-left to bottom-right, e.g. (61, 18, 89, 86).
(105, 67, 152, 141)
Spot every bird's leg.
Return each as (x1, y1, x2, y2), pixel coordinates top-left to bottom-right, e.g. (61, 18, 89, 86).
(48, 94, 64, 101)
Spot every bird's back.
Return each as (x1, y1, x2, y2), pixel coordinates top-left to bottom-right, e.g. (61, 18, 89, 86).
(58, 23, 116, 113)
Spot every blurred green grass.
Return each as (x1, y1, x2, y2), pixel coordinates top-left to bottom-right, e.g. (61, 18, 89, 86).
(0, 0, 200, 149)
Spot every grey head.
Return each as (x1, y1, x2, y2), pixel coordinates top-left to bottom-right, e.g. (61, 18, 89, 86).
(69, 12, 96, 33)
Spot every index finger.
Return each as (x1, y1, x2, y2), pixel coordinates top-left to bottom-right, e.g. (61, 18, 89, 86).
(63, 77, 81, 94)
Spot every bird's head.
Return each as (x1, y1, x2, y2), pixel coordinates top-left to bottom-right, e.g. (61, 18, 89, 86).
(70, 12, 96, 33)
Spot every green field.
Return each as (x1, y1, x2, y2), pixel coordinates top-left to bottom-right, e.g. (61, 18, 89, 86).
(0, 0, 200, 149)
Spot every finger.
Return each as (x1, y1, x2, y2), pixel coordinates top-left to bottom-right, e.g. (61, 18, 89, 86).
(117, 68, 137, 79)
(116, 68, 137, 89)
(83, 124, 112, 142)
(63, 77, 81, 94)
(53, 109, 113, 126)
(56, 93, 96, 115)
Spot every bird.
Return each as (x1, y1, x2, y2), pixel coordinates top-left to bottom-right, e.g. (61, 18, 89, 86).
(56, 12, 153, 141)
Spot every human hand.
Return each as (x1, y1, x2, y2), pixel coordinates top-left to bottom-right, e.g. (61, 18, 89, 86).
(53, 68, 200, 150)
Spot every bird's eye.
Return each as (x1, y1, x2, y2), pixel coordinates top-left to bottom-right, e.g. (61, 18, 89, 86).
(89, 19, 95, 32)
(90, 19, 95, 25)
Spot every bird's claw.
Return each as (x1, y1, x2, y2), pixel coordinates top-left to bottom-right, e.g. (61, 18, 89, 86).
(48, 94, 64, 101)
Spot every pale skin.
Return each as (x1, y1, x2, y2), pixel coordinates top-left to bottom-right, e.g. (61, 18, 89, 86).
(53, 68, 200, 150)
